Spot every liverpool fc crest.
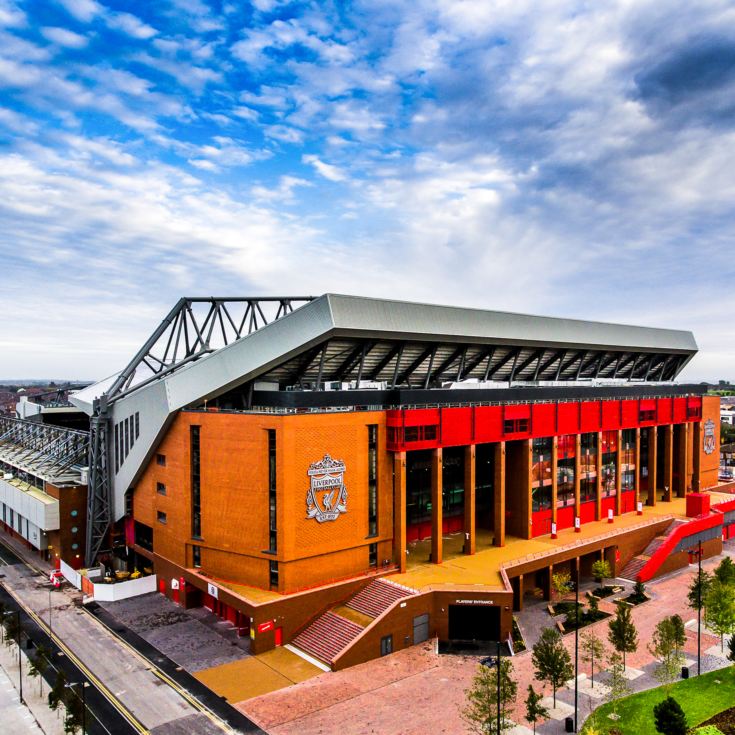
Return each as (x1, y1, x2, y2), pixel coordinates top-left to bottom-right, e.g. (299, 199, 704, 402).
(703, 419, 716, 455)
(306, 454, 348, 523)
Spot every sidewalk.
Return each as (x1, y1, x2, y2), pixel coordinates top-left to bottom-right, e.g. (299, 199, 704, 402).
(0, 629, 65, 734)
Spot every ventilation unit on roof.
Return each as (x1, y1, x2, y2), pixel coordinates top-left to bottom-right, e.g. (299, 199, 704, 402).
(3, 473, 13, 481)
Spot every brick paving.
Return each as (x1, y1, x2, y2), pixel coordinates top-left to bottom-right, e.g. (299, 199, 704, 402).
(238, 542, 735, 735)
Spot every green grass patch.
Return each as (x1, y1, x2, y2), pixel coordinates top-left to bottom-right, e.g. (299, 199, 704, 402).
(694, 726, 725, 734)
(581, 667, 735, 734)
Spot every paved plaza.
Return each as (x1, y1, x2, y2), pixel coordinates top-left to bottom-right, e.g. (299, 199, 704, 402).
(237, 542, 735, 735)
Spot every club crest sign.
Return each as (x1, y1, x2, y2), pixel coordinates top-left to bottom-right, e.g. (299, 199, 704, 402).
(703, 419, 716, 455)
(307, 454, 348, 523)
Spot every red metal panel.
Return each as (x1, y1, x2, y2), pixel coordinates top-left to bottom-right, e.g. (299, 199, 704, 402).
(557, 506, 574, 531)
(621, 400, 638, 427)
(531, 509, 553, 537)
(440, 407, 473, 446)
(386, 409, 404, 427)
(601, 496, 616, 518)
(532, 404, 556, 437)
(686, 493, 710, 517)
(673, 398, 687, 423)
(580, 401, 601, 433)
(579, 501, 596, 524)
(639, 399, 655, 411)
(601, 400, 621, 430)
(657, 397, 673, 424)
(474, 406, 503, 443)
(557, 402, 580, 434)
(403, 408, 440, 426)
(505, 404, 531, 419)
(620, 492, 636, 514)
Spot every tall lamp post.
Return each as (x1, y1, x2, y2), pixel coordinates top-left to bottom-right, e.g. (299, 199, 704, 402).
(574, 559, 579, 732)
(697, 540, 702, 676)
(16, 610, 23, 705)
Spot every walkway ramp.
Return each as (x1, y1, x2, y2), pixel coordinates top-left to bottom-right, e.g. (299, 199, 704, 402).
(619, 519, 687, 582)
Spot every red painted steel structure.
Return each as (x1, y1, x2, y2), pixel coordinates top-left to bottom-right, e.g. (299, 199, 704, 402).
(387, 396, 702, 451)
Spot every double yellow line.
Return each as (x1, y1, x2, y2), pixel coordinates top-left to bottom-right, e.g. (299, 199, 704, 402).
(2, 582, 148, 734)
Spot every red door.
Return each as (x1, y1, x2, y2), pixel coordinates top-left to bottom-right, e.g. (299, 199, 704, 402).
(172, 587, 180, 605)
(274, 627, 283, 646)
(158, 579, 166, 594)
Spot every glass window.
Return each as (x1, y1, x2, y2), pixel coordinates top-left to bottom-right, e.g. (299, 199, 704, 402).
(268, 429, 277, 551)
(367, 425, 378, 536)
(157, 454, 166, 466)
(369, 542, 377, 567)
(191, 426, 201, 538)
(580, 432, 598, 504)
(269, 560, 279, 590)
(601, 431, 617, 497)
(621, 429, 636, 493)
(157, 510, 167, 524)
(557, 435, 576, 508)
(192, 545, 201, 568)
(442, 447, 465, 518)
(532, 437, 552, 512)
(157, 482, 166, 495)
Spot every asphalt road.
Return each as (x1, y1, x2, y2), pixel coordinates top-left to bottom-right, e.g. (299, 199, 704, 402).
(0, 540, 137, 735)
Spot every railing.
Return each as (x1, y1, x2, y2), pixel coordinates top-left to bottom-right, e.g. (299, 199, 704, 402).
(638, 512, 724, 583)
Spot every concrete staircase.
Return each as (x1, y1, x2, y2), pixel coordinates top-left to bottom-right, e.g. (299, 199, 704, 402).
(618, 519, 687, 582)
(289, 579, 417, 668)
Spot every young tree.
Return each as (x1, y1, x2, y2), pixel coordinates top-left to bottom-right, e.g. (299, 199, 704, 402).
(608, 602, 638, 670)
(49, 669, 67, 712)
(64, 685, 84, 735)
(461, 659, 517, 734)
(524, 685, 549, 734)
(531, 627, 573, 707)
(705, 578, 735, 652)
(648, 617, 684, 689)
(552, 571, 572, 602)
(4, 612, 21, 649)
(591, 559, 612, 589)
(714, 556, 735, 586)
(580, 630, 606, 688)
(28, 644, 51, 696)
(688, 569, 712, 611)
(606, 652, 631, 718)
(653, 696, 688, 735)
(631, 579, 647, 603)
(669, 614, 686, 656)
(727, 631, 735, 664)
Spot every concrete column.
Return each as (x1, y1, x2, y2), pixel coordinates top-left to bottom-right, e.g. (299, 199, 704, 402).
(494, 442, 506, 547)
(615, 429, 622, 516)
(516, 574, 524, 611)
(393, 452, 407, 573)
(574, 434, 581, 527)
(524, 439, 533, 540)
(595, 431, 603, 521)
(634, 428, 641, 508)
(693, 421, 702, 492)
(663, 424, 674, 501)
(544, 564, 553, 602)
(431, 447, 443, 565)
(464, 444, 476, 555)
(551, 436, 558, 530)
(647, 426, 658, 506)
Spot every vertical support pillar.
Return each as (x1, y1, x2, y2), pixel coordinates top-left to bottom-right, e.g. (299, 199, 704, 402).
(494, 442, 506, 547)
(680, 422, 690, 494)
(647, 427, 658, 506)
(464, 445, 476, 555)
(431, 447, 443, 565)
(514, 574, 523, 611)
(551, 436, 558, 537)
(663, 425, 674, 501)
(634, 428, 641, 511)
(595, 431, 603, 521)
(615, 429, 622, 516)
(393, 452, 406, 574)
(692, 421, 702, 492)
(544, 564, 553, 601)
(574, 434, 581, 531)
(524, 438, 533, 540)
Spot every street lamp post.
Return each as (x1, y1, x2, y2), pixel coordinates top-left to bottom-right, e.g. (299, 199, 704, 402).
(497, 639, 501, 735)
(16, 610, 23, 705)
(697, 540, 702, 676)
(49, 586, 52, 635)
(574, 559, 579, 731)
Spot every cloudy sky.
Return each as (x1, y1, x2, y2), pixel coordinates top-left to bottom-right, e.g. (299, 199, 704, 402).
(1, 0, 734, 381)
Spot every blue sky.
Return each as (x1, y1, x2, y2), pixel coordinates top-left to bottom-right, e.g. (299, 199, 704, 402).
(1, 0, 734, 381)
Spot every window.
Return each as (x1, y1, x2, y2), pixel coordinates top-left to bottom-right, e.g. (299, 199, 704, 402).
(532, 437, 552, 512)
(157, 454, 166, 466)
(156, 482, 166, 495)
(402, 425, 438, 443)
(369, 542, 377, 568)
(380, 635, 393, 656)
(580, 432, 598, 504)
(157, 510, 167, 524)
(621, 429, 636, 493)
(135, 412, 140, 439)
(130, 416, 135, 450)
(134, 521, 153, 551)
(124, 417, 129, 457)
(687, 405, 701, 419)
(367, 425, 378, 536)
(639, 409, 655, 422)
(268, 429, 277, 552)
(269, 560, 279, 590)
(557, 435, 575, 508)
(192, 545, 201, 568)
(191, 426, 201, 539)
(503, 418, 529, 435)
(114, 423, 119, 472)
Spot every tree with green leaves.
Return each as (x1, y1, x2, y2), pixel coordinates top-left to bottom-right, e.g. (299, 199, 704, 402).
(630, 580, 647, 604)
(608, 601, 638, 670)
(714, 556, 735, 586)
(653, 696, 688, 735)
(28, 643, 51, 696)
(688, 569, 712, 611)
(606, 652, 631, 718)
(705, 578, 735, 652)
(552, 571, 572, 602)
(648, 617, 684, 689)
(524, 685, 549, 734)
(669, 614, 686, 656)
(461, 658, 517, 734)
(580, 630, 605, 688)
(727, 631, 735, 664)
(4, 612, 21, 649)
(49, 669, 67, 712)
(531, 627, 573, 707)
(64, 684, 84, 735)
(591, 559, 612, 588)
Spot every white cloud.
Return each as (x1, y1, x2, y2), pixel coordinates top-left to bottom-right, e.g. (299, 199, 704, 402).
(0, 0, 25, 28)
(0, 106, 38, 134)
(41, 26, 89, 48)
(56, 0, 103, 23)
(302, 154, 347, 181)
(251, 174, 311, 202)
(107, 12, 157, 40)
